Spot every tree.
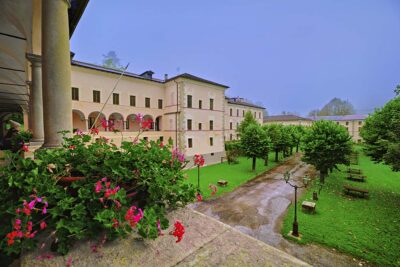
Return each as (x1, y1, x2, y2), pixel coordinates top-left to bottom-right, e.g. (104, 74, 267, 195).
(241, 124, 270, 171)
(395, 85, 400, 96)
(264, 124, 284, 162)
(309, 97, 355, 116)
(102, 51, 124, 70)
(361, 96, 400, 171)
(237, 110, 258, 135)
(302, 120, 353, 183)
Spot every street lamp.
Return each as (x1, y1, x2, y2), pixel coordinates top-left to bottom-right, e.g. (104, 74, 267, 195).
(284, 171, 310, 237)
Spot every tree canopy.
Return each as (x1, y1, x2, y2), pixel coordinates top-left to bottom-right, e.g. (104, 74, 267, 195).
(237, 110, 258, 135)
(308, 97, 355, 116)
(302, 120, 353, 182)
(241, 124, 270, 171)
(360, 96, 400, 171)
(102, 51, 124, 70)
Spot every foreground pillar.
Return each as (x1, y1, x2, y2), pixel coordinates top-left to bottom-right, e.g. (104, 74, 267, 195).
(41, 0, 72, 147)
(26, 54, 44, 142)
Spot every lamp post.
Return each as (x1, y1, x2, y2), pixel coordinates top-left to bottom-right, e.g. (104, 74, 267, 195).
(284, 171, 310, 237)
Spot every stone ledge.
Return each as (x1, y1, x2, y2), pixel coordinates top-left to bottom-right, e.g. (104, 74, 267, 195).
(21, 208, 309, 267)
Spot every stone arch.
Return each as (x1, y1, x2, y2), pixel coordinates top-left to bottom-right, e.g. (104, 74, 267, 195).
(126, 114, 140, 132)
(109, 113, 124, 131)
(72, 109, 86, 131)
(88, 111, 106, 130)
(143, 114, 154, 130)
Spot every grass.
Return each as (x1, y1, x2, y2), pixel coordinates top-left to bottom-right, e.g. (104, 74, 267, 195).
(185, 152, 283, 199)
(282, 149, 400, 266)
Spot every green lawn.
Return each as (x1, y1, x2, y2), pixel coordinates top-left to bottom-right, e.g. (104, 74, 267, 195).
(185, 152, 282, 199)
(282, 150, 400, 266)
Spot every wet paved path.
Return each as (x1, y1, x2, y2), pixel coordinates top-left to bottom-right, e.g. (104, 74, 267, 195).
(192, 154, 369, 267)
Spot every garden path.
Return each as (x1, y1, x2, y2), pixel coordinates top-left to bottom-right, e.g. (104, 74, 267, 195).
(192, 154, 370, 267)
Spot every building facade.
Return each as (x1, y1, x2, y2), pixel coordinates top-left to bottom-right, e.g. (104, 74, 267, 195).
(263, 114, 367, 143)
(263, 115, 313, 127)
(224, 97, 265, 141)
(70, 61, 264, 165)
(310, 115, 367, 143)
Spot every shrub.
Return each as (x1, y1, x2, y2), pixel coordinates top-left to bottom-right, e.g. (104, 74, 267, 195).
(0, 130, 195, 256)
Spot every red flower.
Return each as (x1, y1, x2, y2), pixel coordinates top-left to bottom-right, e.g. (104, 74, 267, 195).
(194, 154, 205, 167)
(159, 142, 164, 148)
(90, 128, 99, 135)
(112, 218, 119, 228)
(69, 145, 76, 150)
(196, 193, 202, 202)
(141, 119, 153, 130)
(124, 206, 143, 227)
(171, 221, 185, 243)
(22, 144, 29, 152)
(40, 221, 47, 230)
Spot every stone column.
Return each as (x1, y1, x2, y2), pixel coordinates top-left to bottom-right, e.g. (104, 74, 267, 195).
(26, 54, 44, 142)
(41, 0, 72, 147)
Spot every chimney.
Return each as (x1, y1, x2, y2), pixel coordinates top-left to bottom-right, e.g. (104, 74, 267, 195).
(140, 70, 154, 79)
(164, 74, 168, 81)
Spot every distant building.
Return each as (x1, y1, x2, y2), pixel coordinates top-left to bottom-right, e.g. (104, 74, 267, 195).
(225, 97, 265, 141)
(263, 115, 313, 126)
(264, 114, 367, 143)
(310, 115, 367, 143)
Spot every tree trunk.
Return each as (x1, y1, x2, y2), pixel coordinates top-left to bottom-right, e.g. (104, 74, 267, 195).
(290, 146, 293, 155)
(252, 157, 256, 171)
(275, 150, 279, 162)
(296, 144, 299, 153)
(264, 152, 269, 166)
(320, 169, 327, 184)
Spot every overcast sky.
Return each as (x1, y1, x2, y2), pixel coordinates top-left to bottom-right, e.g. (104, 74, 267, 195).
(71, 0, 400, 116)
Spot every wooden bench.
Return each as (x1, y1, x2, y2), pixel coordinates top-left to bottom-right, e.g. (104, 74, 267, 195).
(347, 174, 366, 182)
(347, 168, 362, 175)
(218, 180, 228, 186)
(343, 184, 369, 198)
(302, 201, 316, 213)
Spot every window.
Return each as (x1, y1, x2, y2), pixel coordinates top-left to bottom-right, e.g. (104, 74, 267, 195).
(236, 109, 239, 116)
(210, 137, 213, 146)
(113, 93, 119, 105)
(159, 136, 164, 142)
(143, 137, 148, 141)
(259, 112, 261, 118)
(130, 95, 136, 106)
(72, 87, 79, 100)
(254, 112, 256, 117)
(346, 121, 349, 125)
(236, 122, 239, 128)
(187, 119, 192, 130)
(230, 134, 233, 141)
(230, 122, 233, 130)
(188, 138, 193, 148)
(145, 97, 150, 108)
(209, 98, 214, 110)
(93, 90, 100, 103)
(211, 153, 214, 156)
(358, 121, 362, 125)
(230, 109, 232, 116)
(199, 100, 202, 109)
(242, 110, 245, 116)
(198, 123, 202, 130)
(158, 99, 163, 109)
(126, 120, 130, 130)
(187, 95, 192, 108)
(336, 122, 339, 125)
(209, 120, 214, 130)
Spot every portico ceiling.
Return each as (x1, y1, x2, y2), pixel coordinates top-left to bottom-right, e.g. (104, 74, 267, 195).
(0, 0, 32, 113)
